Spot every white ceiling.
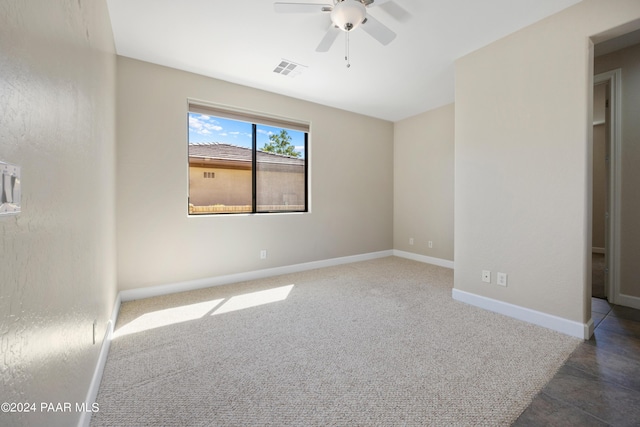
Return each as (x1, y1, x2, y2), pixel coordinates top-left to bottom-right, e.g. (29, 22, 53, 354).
(106, 0, 582, 122)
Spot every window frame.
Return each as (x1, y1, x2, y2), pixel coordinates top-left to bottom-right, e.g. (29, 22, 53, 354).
(187, 101, 309, 216)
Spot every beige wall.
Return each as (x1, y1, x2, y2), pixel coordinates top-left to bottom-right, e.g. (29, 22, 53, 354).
(116, 57, 394, 290)
(393, 104, 454, 261)
(0, 1, 116, 426)
(189, 164, 305, 209)
(256, 166, 305, 209)
(189, 166, 252, 208)
(595, 42, 640, 299)
(454, 0, 640, 323)
(592, 83, 607, 250)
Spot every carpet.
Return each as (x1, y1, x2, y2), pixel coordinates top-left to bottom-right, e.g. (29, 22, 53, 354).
(92, 257, 579, 426)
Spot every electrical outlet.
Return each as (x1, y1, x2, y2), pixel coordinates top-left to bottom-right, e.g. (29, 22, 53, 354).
(497, 272, 508, 287)
(260, 249, 267, 259)
(428, 241, 433, 248)
(409, 238, 414, 245)
(482, 270, 491, 283)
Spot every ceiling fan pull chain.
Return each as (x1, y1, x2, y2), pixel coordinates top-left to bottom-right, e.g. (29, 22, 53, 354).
(345, 31, 351, 68)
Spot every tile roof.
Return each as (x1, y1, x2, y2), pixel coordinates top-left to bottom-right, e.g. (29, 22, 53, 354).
(189, 143, 304, 165)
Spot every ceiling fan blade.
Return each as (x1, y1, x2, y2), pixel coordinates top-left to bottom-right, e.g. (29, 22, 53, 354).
(377, 1, 411, 22)
(274, 2, 333, 13)
(316, 25, 340, 52)
(361, 14, 396, 45)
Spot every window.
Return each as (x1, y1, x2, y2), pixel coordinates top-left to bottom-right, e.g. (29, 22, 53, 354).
(188, 102, 308, 215)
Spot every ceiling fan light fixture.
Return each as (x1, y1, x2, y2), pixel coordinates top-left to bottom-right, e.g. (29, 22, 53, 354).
(331, 0, 366, 32)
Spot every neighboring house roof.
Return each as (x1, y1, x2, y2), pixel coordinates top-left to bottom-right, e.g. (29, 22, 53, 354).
(189, 143, 303, 166)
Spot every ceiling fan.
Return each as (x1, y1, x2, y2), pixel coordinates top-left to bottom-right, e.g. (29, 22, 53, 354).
(274, 0, 408, 55)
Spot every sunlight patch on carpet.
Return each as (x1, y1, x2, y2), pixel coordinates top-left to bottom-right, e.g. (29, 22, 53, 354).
(114, 299, 225, 337)
(212, 284, 294, 315)
(114, 284, 295, 337)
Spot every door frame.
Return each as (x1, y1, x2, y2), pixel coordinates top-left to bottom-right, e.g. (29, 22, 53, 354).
(594, 69, 621, 304)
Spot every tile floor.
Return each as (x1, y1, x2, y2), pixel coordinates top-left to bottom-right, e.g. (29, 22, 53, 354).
(513, 298, 640, 426)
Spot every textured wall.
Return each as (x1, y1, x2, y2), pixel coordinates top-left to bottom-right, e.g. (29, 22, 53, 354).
(595, 42, 640, 299)
(116, 57, 393, 291)
(454, 0, 640, 324)
(393, 104, 455, 261)
(0, 1, 116, 426)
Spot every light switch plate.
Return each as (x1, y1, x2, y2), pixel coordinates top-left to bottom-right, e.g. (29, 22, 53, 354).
(0, 161, 21, 216)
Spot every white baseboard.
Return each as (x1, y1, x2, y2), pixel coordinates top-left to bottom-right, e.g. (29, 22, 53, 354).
(592, 247, 605, 254)
(617, 293, 640, 310)
(393, 250, 454, 269)
(78, 293, 121, 427)
(120, 250, 394, 302)
(585, 317, 595, 340)
(452, 289, 589, 339)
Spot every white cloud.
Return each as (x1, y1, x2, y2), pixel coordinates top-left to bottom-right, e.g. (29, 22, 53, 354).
(189, 114, 223, 137)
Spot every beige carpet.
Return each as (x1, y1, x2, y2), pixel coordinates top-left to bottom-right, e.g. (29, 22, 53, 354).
(92, 257, 579, 426)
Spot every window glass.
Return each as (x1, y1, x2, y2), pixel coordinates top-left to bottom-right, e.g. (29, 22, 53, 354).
(187, 107, 308, 215)
(256, 124, 306, 213)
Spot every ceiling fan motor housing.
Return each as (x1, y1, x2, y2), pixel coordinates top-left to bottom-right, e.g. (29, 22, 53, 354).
(331, 0, 366, 32)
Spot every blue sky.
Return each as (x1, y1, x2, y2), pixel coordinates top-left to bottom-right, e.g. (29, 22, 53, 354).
(188, 113, 305, 156)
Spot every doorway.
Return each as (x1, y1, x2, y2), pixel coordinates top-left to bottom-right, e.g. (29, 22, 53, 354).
(592, 69, 620, 303)
(592, 27, 640, 311)
(591, 79, 610, 299)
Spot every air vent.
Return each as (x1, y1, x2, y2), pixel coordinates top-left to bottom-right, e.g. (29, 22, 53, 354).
(273, 59, 307, 78)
